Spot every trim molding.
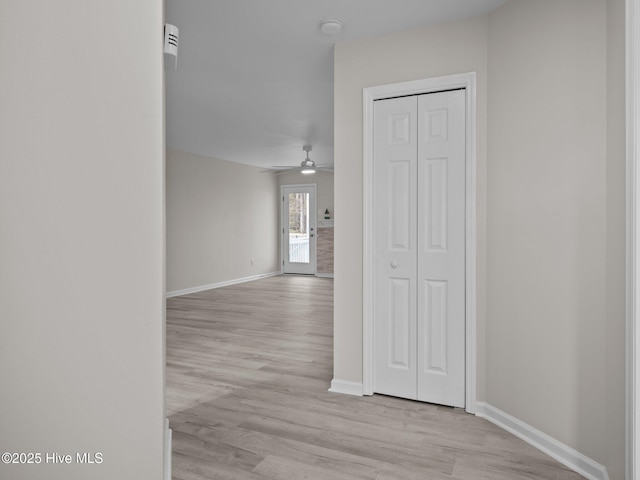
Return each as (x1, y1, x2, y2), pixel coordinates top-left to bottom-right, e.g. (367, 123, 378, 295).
(628, 0, 640, 478)
(362, 72, 478, 413)
(165, 271, 280, 298)
(476, 403, 609, 480)
(316, 273, 334, 279)
(164, 419, 172, 480)
(328, 379, 364, 396)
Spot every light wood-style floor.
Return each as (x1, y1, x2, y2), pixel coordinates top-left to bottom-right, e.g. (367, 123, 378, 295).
(167, 275, 583, 480)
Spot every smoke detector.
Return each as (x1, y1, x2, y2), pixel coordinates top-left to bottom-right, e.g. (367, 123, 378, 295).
(320, 19, 342, 35)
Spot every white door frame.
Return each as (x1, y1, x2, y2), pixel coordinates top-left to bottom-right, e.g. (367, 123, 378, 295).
(281, 183, 317, 275)
(363, 72, 477, 414)
(627, 0, 640, 478)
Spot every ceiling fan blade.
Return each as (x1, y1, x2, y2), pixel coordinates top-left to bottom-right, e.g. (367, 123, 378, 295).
(260, 167, 298, 175)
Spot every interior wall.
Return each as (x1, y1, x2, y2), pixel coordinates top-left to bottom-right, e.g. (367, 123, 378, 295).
(166, 149, 280, 293)
(486, 0, 608, 465)
(333, 14, 489, 393)
(0, 2, 165, 479)
(605, 0, 626, 477)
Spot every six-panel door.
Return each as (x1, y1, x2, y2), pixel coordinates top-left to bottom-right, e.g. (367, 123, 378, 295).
(373, 89, 466, 408)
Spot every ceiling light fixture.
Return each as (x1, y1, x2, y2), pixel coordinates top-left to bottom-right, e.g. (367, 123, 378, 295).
(300, 145, 316, 174)
(320, 19, 342, 35)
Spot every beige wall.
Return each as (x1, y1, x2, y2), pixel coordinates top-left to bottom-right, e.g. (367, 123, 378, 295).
(0, 1, 165, 479)
(605, 0, 626, 477)
(334, 1, 625, 477)
(166, 149, 280, 293)
(486, 0, 608, 465)
(333, 14, 489, 393)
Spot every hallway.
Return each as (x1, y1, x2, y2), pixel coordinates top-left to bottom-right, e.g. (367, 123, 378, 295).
(166, 275, 582, 479)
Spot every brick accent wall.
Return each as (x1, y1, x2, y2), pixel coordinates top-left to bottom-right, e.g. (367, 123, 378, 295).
(317, 227, 334, 275)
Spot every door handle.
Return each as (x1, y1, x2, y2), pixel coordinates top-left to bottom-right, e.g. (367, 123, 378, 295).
(390, 261, 398, 269)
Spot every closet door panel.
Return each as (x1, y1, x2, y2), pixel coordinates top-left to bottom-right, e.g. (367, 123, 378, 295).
(417, 90, 466, 408)
(373, 96, 418, 399)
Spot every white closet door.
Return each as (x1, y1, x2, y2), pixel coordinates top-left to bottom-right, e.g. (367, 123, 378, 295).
(372, 89, 466, 408)
(373, 95, 418, 399)
(417, 90, 466, 407)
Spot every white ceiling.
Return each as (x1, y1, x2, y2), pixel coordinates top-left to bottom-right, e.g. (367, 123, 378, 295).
(165, 0, 506, 169)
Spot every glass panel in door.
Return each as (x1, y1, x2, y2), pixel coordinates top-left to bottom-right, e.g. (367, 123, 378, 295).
(288, 192, 310, 264)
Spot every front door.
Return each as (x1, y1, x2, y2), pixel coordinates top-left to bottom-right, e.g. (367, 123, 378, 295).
(282, 185, 316, 275)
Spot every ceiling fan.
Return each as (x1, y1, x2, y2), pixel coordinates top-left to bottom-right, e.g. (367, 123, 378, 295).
(265, 145, 333, 175)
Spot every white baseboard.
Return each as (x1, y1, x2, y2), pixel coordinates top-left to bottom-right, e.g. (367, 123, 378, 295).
(328, 379, 363, 396)
(316, 273, 334, 278)
(166, 271, 280, 298)
(164, 418, 172, 480)
(476, 402, 609, 480)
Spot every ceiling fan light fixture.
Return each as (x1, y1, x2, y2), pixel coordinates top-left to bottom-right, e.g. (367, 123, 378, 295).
(301, 145, 316, 174)
(300, 158, 316, 174)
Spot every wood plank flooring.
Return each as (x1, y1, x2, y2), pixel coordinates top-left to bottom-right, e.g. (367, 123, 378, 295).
(167, 275, 583, 480)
